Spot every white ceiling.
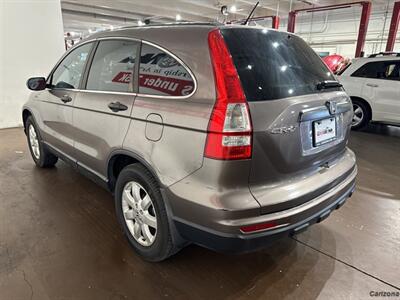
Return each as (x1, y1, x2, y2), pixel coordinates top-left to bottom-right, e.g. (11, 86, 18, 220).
(61, 0, 394, 36)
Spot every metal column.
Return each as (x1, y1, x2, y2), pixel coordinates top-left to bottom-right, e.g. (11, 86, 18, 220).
(385, 1, 400, 52)
(272, 16, 280, 29)
(287, 11, 296, 33)
(355, 2, 372, 57)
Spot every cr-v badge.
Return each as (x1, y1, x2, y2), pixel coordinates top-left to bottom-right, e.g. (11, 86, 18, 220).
(269, 125, 297, 134)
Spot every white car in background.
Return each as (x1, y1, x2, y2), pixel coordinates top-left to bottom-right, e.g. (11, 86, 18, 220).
(337, 52, 400, 130)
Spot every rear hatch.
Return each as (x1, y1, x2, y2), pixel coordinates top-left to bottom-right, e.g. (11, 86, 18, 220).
(221, 27, 353, 213)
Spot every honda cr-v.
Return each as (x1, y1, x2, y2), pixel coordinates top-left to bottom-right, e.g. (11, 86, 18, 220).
(23, 23, 357, 261)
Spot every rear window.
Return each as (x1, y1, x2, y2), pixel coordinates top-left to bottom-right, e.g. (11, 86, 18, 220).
(221, 28, 338, 101)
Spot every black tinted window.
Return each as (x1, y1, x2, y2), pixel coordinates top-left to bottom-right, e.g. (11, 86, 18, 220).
(138, 44, 195, 97)
(221, 28, 337, 101)
(352, 61, 400, 80)
(86, 40, 138, 92)
(51, 43, 92, 89)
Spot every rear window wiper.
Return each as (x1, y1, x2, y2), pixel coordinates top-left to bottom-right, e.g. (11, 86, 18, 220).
(316, 80, 342, 90)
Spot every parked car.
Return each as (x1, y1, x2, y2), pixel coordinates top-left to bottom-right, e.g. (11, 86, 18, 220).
(337, 52, 400, 129)
(23, 24, 357, 261)
(322, 54, 344, 73)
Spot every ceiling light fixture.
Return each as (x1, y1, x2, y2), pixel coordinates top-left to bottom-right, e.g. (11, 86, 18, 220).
(176, 14, 182, 21)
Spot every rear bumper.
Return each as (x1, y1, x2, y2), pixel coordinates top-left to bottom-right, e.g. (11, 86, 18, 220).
(173, 178, 355, 253)
(163, 147, 357, 252)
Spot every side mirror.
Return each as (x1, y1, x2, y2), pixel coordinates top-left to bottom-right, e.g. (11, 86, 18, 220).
(27, 77, 47, 91)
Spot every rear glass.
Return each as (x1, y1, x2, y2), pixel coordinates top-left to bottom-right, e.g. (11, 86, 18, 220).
(221, 28, 338, 101)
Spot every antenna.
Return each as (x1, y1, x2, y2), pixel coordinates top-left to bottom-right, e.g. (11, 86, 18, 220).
(242, 1, 259, 25)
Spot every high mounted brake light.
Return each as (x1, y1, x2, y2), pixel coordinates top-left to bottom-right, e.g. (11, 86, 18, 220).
(205, 29, 252, 160)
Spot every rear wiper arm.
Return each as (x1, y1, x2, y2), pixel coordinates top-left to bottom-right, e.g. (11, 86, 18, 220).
(316, 80, 342, 90)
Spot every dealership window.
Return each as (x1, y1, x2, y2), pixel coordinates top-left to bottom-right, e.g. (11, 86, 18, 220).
(138, 44, 195, 97)
(352, 61, 400, 80)
(51, 43, 93, 89)
(86, 40, 138, 92)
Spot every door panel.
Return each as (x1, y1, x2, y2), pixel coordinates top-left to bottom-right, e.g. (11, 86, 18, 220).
(72, 39, 138, 177)
(38, 89, 77, 156)
(364, 78, 400, 123)
(39, 42, 93, 156)
(72, 92, 135, 177)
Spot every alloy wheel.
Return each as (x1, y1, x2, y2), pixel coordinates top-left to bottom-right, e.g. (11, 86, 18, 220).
(28, 124, 40, 159)
(122, 181, 157, 247)
(352, 103, 364, 127)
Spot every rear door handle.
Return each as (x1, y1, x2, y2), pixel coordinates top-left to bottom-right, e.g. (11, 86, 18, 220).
(60, 95, 72, 103)
(108, 101, 128, 112)
(366, 83, 379, 88)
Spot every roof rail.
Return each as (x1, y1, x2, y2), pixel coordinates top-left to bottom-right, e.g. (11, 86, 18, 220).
(368, 52, 400, 58)
(118, 21, 222, 30)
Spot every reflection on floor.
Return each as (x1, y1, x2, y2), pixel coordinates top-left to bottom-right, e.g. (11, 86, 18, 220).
(0, 125, 399, 299)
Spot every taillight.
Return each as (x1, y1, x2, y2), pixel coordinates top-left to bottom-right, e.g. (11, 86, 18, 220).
(205, 29, 252, 160)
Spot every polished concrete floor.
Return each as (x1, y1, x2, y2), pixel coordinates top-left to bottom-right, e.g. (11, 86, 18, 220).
(0, 126, 399, 300)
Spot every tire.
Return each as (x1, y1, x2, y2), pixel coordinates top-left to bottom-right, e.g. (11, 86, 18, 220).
(25, 116, 58, 168)
(115, 163, 179, 262)
(351, 99, 371, 130)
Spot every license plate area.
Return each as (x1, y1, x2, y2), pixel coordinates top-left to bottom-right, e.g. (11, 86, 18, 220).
(313, 117, 337, 147)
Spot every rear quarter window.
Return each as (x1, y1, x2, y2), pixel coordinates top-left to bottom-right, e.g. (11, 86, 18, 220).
(138, 43, 195, 97)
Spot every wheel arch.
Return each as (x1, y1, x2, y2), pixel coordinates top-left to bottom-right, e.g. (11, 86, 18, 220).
(350, 96, 373, 120)
(107, 150, 162, 192)
(22, 108, 33, 134)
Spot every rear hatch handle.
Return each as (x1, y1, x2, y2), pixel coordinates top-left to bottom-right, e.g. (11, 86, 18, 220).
(299, 101, 351, 122)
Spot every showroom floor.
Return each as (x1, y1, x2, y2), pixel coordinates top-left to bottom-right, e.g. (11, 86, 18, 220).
(0, 126, 399, 299)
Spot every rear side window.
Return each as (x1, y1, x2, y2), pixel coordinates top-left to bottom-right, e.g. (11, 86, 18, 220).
(86, 40, 138, 92)
(138, 43, 195, 97)
(352, 61, 400, 80)
(51, 42, 93, 89)
(221, 28, 337, 101)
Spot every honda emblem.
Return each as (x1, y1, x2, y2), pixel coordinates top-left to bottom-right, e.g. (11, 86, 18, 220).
(326, 101, 337, 115)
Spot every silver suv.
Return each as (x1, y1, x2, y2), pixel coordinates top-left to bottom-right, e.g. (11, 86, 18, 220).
(23, 23, 357, 261)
